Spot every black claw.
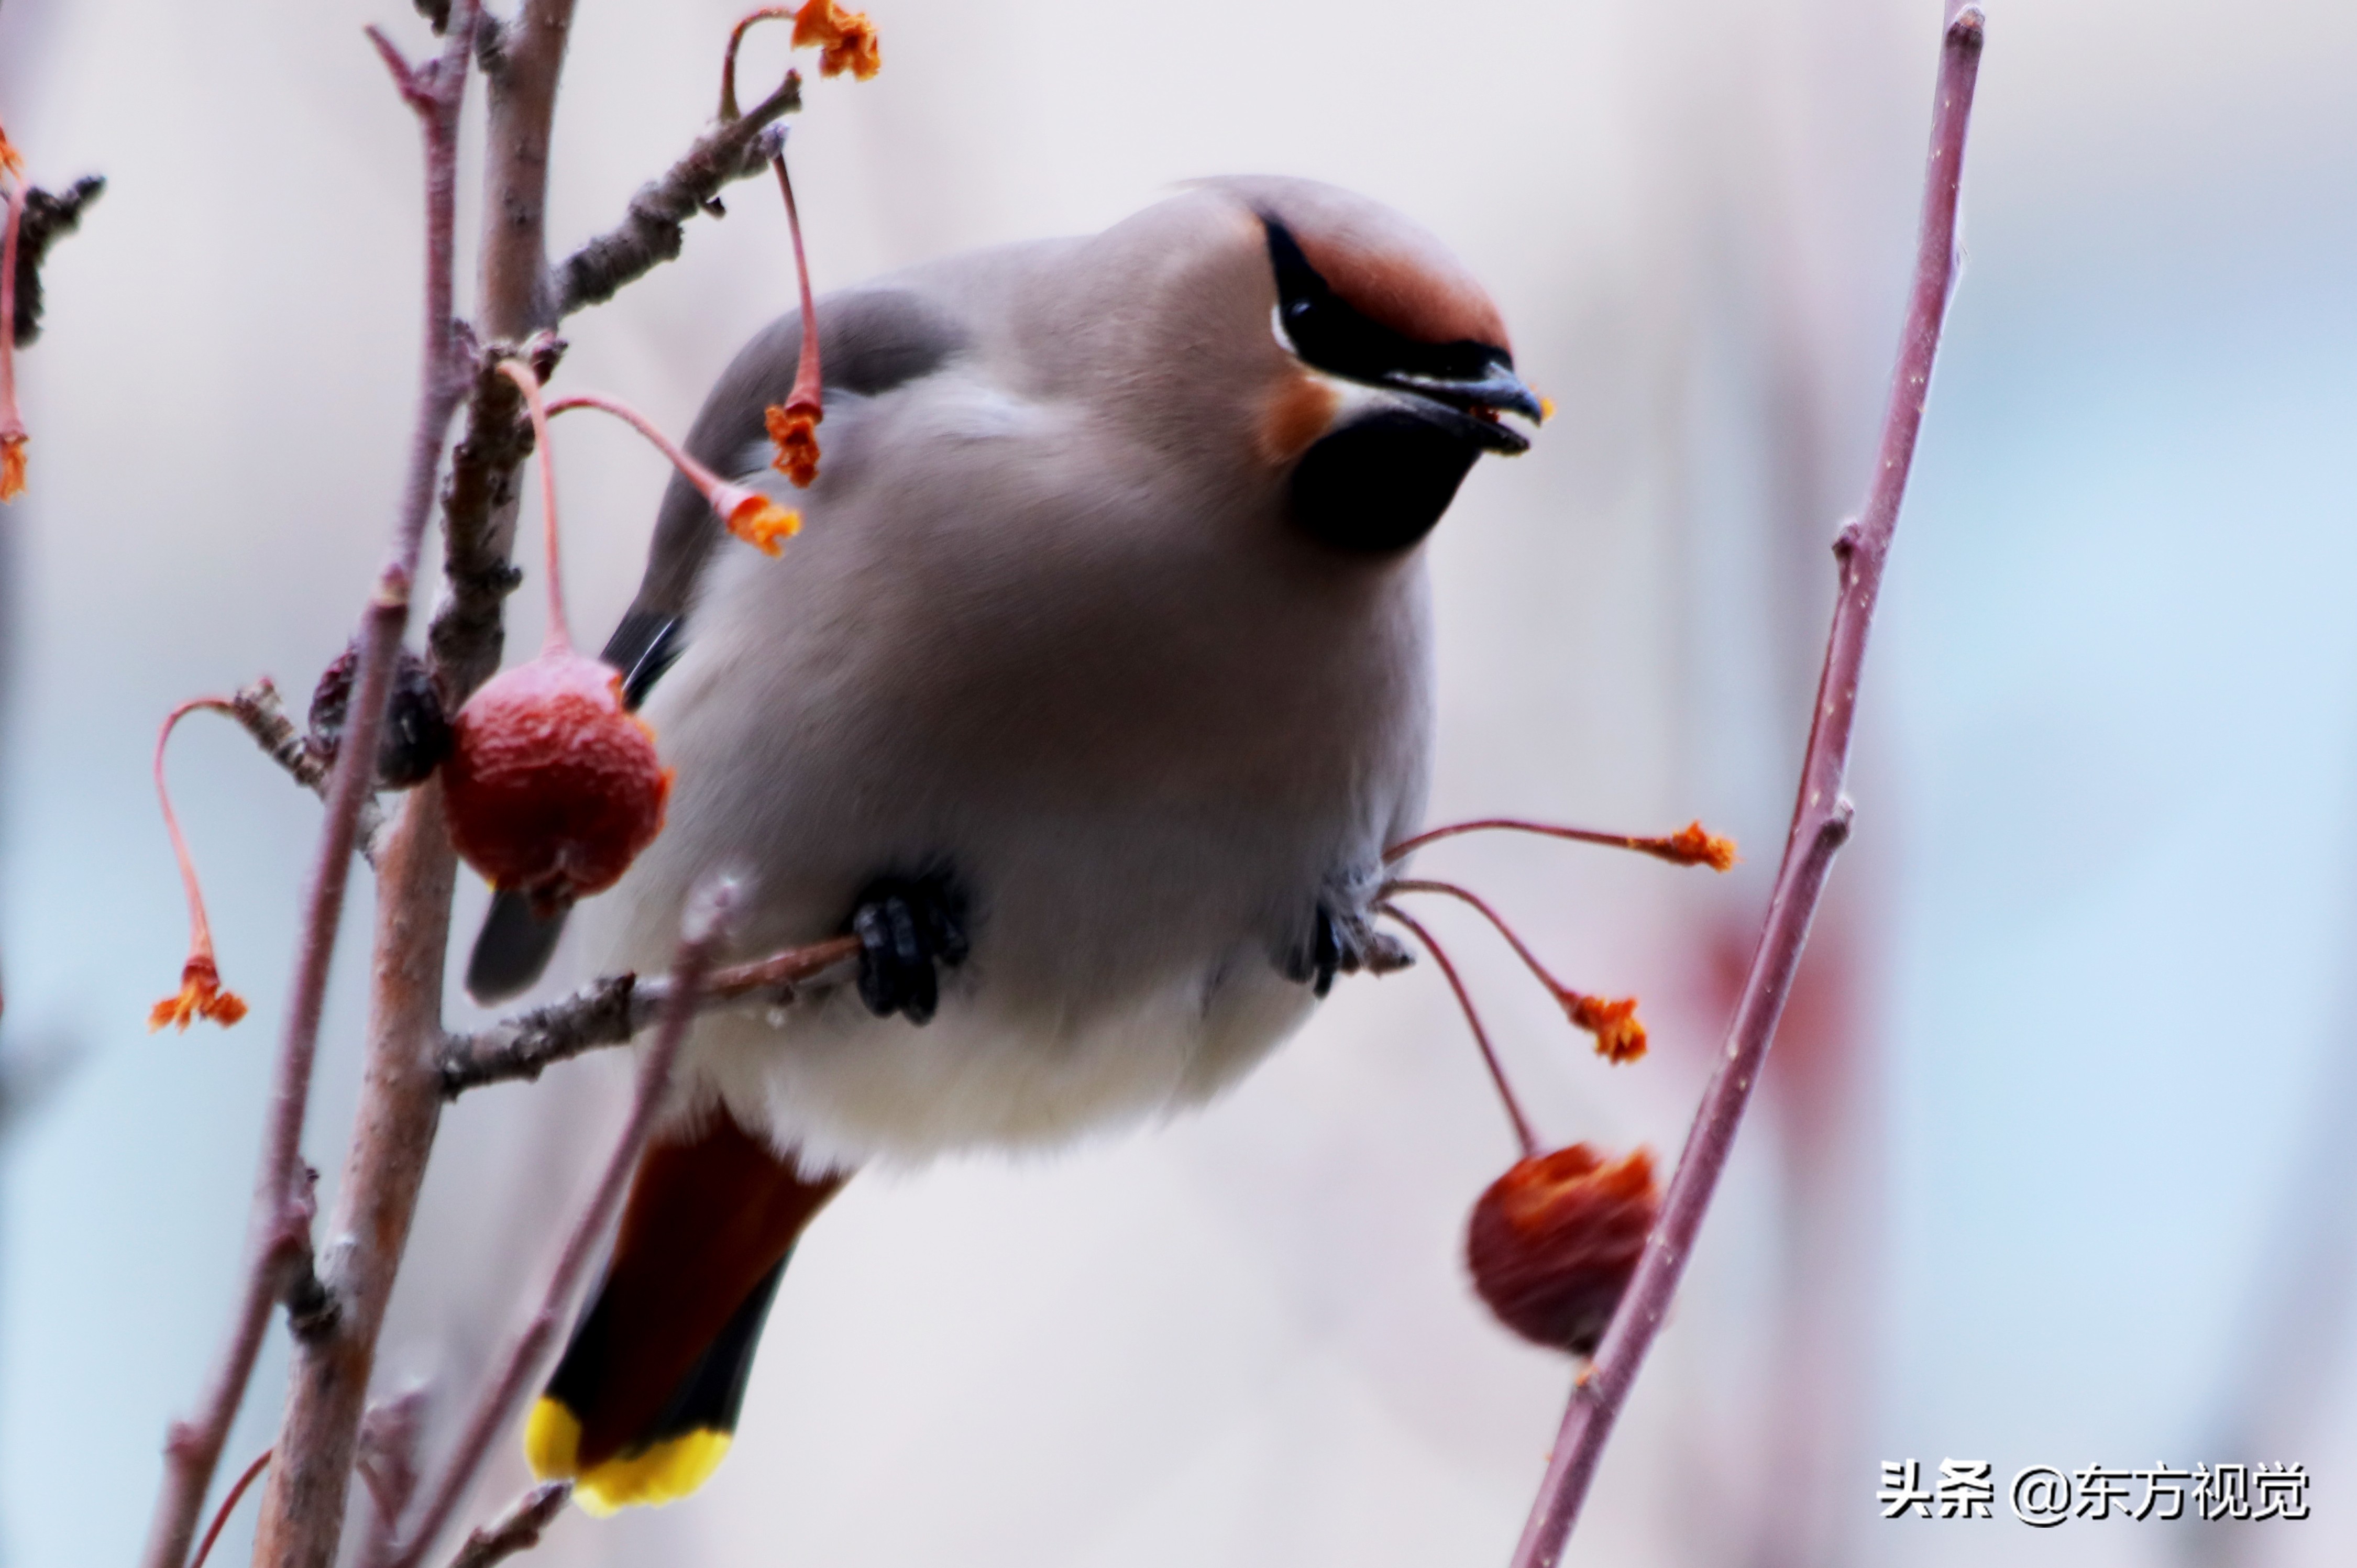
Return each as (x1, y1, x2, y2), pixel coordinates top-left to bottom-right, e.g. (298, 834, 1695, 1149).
(848, 869, 968, 1024)
(1287, 898, 1394, 998)
(1311, 907, 1342, 998)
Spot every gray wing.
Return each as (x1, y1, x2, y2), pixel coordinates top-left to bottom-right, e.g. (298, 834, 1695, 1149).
(465, 287, 972, 1004)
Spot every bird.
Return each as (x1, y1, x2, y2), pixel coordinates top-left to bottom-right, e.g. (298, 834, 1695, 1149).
(475, 174, 1544, 1512)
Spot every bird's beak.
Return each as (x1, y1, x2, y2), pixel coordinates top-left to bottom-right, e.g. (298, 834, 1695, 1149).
(1378, 361, 1544, 455)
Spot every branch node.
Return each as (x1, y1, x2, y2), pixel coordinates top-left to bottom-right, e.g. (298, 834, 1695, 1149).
(364, 26, 435, 113)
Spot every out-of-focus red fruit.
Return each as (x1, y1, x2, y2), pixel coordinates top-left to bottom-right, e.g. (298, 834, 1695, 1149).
(1466, 1143, 1658, 1356)
(443, 651, 671, 911)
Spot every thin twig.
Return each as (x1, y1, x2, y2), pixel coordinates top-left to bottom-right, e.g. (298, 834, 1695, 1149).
(7, 174, 104, 348)
(436, 933, 861, 1096)
(227, 679, 387, 866)
(228, 9, 488, 1568)
(440, 1482, 571, 1568)
(550, 70, 802, 317)
(1505, 12, 1984, 1563)
(388, 880, 739, 1567)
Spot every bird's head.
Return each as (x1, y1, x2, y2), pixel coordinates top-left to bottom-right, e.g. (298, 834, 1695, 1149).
(1062, 176, 1541, 556)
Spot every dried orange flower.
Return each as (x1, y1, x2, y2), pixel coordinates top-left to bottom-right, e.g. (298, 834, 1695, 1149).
(717, 483, 802, 555)
(0, 429, 23, 503)
(1651, 819, 1737, 871)
(792, 0, 882, 79)
(150, 955, 249, 1032)
(765, 402, 822, 487)
(150, 698, 247, 1033)
(0, 117, 21, 179)
(1567, 993, 1646, 1064)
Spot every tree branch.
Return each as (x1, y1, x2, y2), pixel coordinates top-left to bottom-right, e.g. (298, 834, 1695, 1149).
(224, 7, 485, 1567)
(550, 71, 802, 318)
(243, 7, 581, 1565)
(436, 933, 861, 1097)
(9, 175, 104, 348)
(388, 879, 737, 1567)
(440, 1483, 570, 1568)
(1504, 11, 1986, 1564)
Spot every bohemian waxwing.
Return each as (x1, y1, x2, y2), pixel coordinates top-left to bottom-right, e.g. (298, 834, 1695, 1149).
(475, 174, 1543, 1512)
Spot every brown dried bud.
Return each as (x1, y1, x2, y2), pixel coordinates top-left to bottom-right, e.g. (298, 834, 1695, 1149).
(307, 643, 453, 789)
(443, 652, 671, 913)
(1466, 1144, 1657, 1355)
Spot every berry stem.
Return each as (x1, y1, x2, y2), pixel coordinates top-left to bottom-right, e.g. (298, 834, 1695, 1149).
(156, 699, 237, 971)
(1378, 901, 1539, 1160)
(189, 1448, 271, 1568)
(542, 390, 800, 556)
(1385, 877, 1580, 1006)
(2, 176, 27, 502)
(543, 390, 729, 496)
(495, 359, 572, 656)
(720, 8, 802, 120)
(770, 143, 823, 418)
(1386, 816, 1734, 871)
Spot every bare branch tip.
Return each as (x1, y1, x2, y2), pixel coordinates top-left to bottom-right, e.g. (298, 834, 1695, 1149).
(364, 26, 433, 109)
(1948, 7, 1987, 48)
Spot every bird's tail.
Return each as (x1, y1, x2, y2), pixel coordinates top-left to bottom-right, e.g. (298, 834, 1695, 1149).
(526, 1110, 847, 1514)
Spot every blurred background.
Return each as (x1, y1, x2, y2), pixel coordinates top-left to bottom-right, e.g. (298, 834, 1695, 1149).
(2, 1, 2353, 1564)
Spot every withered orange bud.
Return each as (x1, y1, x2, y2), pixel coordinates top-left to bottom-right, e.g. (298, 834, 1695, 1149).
(149, 955, 249, 1032)
(1567, 992, 1646, 1063)
(765, 401, 822, 488)
(714, 482, 802, 556)
(1654, 820, 1737, 871)
(1467, 1144, 1657, 1355)
(444, 653, 673, 912)
(0, 429, 23, 503)
(792, 0, 882, 79)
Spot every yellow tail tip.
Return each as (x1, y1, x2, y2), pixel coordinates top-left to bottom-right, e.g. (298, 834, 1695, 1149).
(524, 1396, 733, 1515)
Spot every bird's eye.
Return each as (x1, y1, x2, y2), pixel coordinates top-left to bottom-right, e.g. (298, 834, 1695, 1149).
(1262, 218, 1504, 388)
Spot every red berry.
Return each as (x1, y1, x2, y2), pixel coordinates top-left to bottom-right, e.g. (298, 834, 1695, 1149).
(443, 652, 671, 911)
(1466, 1144, 1657, 1356)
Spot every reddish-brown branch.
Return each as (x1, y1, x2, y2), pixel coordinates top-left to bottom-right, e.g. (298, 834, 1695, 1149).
(227, 8, 487, 1567)
(1505, 12, 1984, 1563)
(141, 11, 486, 1568)
(436, 933, 861, 1097)
(1378, 902, 1539, 1160)
(246, 7, 589, 1564)
(387, 881, 736, 1567)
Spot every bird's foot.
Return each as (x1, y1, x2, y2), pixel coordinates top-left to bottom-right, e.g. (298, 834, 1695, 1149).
(850, 869, 970, 1025)
(1288, 902, 1413, 998)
